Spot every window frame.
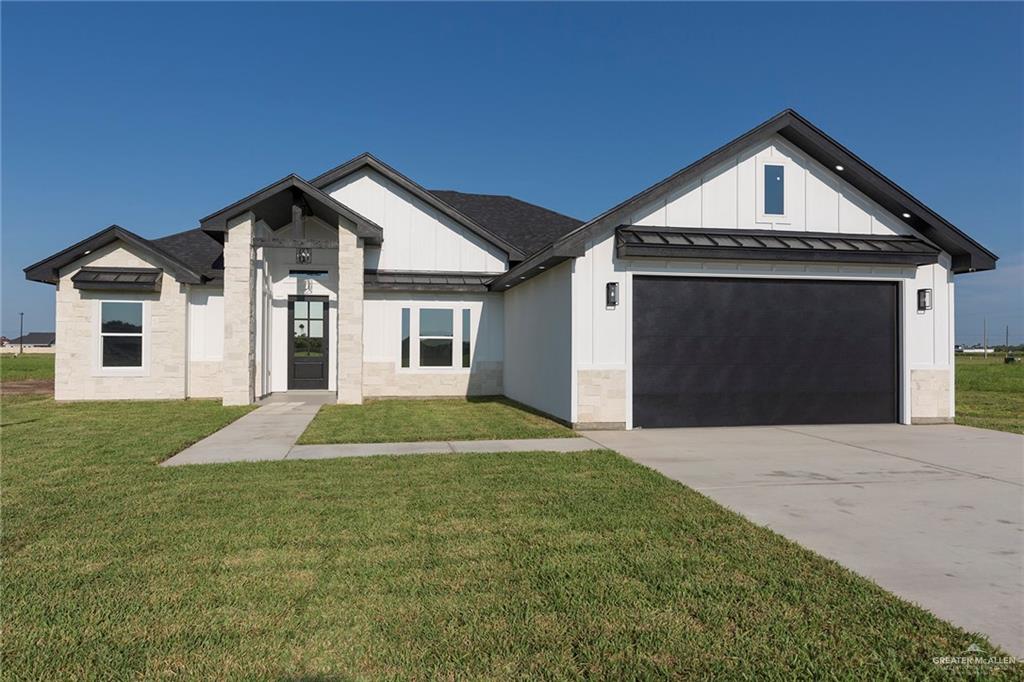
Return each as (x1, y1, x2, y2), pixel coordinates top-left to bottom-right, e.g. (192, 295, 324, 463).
(95, 299, 149, 376)
(756, 158, 791, 224)
(398, 304, 474, 373)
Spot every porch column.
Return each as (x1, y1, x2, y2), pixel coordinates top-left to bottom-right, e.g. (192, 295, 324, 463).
(222, 212, 255, 405)
(337, 221, 364, 404)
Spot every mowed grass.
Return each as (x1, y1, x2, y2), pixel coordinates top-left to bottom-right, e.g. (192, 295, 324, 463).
(299, 397, 575, 444)
(956, 354, 1024, 434)
(3, 395, 1016, 679)
(0, 352, 54, 381)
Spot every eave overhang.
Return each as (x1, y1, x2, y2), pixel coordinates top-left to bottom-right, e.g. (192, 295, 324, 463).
(616, 226, 941, 267)
(199, 175, 383, 245)
(24, 225, 204, 285)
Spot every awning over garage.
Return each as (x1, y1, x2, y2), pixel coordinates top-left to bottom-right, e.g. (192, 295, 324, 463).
(617, 226, 941, 267)
(71, 267, 163, 292)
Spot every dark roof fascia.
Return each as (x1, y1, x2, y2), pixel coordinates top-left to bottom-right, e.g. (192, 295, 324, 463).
(498, 109, 997, 289)
(364, 269, 497, 294)
(776, 110, 996, 272)
(24, 225, 204, 285)
(617, 227, 940, 267)
(199, 174, 384, 244)
(487, 245, 579, 291)
(311, 153, 526, 261)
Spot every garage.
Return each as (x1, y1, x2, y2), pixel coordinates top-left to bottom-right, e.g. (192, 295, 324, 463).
(631, 276, 899, 428)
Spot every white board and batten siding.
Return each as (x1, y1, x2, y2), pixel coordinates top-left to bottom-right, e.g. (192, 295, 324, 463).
(503, 261, 573, 422)
(324, 168, 508, 273)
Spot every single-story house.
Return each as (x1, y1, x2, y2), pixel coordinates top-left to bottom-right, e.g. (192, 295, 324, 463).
(24, 110, 996, 427)
(5, 332, 56, 348)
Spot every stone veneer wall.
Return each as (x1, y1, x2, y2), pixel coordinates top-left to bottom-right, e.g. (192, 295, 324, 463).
(221, 214, 254, 405)
(576, 369, 627, 428)
(911, 368, 953, 424)
(188, 360, 223, 398)
(54, 242, 187, 401)
(337, 225, 364, 404)
(363, 361, 503, 398)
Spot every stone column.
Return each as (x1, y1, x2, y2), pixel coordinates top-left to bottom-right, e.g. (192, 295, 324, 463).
(222, 212, 255, 405)
(337, 221, 364, 404)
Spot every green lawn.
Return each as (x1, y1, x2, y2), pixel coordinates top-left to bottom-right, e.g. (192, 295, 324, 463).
(3, 394, 1016, 679)
(299, 397, 575, 444)
(956, 354, 1024, 434)
(0, 352, 54, 381)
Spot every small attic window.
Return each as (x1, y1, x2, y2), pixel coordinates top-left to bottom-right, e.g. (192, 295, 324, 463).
(764, 164, 785, 215)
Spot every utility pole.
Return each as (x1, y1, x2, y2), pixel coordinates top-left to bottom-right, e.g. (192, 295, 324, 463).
(19, 312, 24, 356)
(983, 318, 988, 358)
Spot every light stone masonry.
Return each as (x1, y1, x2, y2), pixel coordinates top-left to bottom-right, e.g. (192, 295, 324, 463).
(576, 368, 627, 428)
(222, 213, 255, 405)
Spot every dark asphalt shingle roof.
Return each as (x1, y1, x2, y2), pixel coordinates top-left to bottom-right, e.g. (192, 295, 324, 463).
(9, 332, 56, 345)
(428, 190, 583, 258)
(150, 228, 224, 280)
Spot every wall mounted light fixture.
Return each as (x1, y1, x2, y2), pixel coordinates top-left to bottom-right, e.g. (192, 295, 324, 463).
(606, 282, 619, 307)
(917, 288, 933, 312)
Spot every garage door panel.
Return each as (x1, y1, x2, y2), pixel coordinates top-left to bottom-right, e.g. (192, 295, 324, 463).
(632, 277, 898, 427)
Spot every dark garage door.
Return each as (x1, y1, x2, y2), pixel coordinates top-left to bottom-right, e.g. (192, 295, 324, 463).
(632, 277, 898, 428)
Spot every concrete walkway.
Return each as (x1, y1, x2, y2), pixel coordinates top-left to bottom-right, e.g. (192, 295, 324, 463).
(161, 392, 598, 467)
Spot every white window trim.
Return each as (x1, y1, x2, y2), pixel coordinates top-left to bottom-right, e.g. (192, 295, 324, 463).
(756, 158, 792, 225)
(399, 304, 472, 373)
(93, 299, 150, 377)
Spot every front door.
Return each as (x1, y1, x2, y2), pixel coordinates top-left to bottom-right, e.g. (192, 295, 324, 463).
(288, 296, 328, 390)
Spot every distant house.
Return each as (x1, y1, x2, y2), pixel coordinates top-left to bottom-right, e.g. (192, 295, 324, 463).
(24, 110, 997, 426)
(8, 332, 56, 348)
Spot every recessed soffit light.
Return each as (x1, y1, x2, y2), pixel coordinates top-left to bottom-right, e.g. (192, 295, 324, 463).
(901, 212, 912, 219)
(835, 164, 844, 171)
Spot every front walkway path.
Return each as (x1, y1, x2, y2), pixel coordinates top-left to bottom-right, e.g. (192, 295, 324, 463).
(161, 392, 598, 467)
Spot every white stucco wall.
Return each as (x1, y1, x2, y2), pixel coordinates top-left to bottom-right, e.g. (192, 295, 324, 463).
(324, 167, 508, 273)
(503, 261, 573, 422)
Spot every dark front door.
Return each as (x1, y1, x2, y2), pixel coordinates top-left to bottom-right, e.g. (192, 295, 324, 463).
(632, 276, 898, 428)
(288, 296, 328, 390)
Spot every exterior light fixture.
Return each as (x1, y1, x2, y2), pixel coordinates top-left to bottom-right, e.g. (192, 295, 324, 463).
(606, 282, 619, 307)
(917, 288, 933, 312)
(539, 266, 546, 270)
(901, 212, 911, 219)
(295, 248, 312, 264)
(835, 165, 844, 171)
(519, 276, 526, 280)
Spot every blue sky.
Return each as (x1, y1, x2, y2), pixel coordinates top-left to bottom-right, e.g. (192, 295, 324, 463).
(2, 2, 1021, 343)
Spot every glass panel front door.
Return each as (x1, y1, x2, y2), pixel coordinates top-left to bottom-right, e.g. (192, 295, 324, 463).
(288, 296, 328, 389)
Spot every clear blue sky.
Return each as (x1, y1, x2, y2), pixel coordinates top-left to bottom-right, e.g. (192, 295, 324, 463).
(2, 2, 1021, 343)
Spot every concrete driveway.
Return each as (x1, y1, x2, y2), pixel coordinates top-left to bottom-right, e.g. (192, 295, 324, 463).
(583, 424, 1024, 655)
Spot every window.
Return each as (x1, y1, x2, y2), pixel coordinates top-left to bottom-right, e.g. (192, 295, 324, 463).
(764, 164, 784, 215)
(462, 309, 471, 368)
(290, 270, 329, 280)
(401, 308, 411, 368)
(101, 301, 143, 367)
(400, 306, 473, 370)
(419, 308, 453, 367)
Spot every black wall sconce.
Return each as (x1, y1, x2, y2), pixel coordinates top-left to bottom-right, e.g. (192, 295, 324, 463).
(917, 288, 933, 312)
(606, 282, 619, 307)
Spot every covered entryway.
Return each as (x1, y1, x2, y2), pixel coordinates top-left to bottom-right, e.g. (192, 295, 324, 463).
(631, 276, 898, 427)
(288, 295, 329, 390)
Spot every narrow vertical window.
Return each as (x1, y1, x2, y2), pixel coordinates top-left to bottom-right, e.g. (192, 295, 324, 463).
(101, 301, 143, 367)
(462, 309, 471, 368)
(401, 308, 410, 368)
(764, 164, 784, 215)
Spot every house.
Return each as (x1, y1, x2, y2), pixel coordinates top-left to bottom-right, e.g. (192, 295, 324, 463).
(24, 110, 996, 427)
(6, 332, 56, 348)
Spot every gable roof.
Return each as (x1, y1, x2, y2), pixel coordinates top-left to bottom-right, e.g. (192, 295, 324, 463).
(8, 332, 55, 346)
(151, 228, 224, 280)
(428, 190, 583, 258)
(198, 174, 383, 243)
(311, 153, 527, 261)
(24, 225, 205, 285)
(490, 109, 998, 290)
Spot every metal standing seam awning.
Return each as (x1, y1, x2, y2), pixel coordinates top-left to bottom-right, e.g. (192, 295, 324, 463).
(364, 270, 494, 293)
(71, 267, 163, 291)
(616, 226, 942, 267)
